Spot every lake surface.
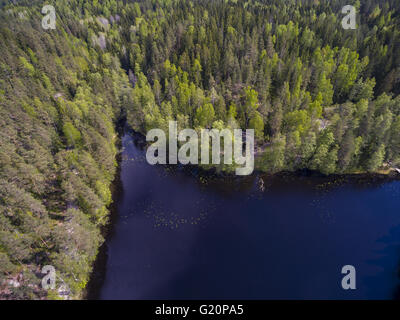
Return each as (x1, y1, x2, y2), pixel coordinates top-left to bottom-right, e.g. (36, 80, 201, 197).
(94, 131, 400, 300)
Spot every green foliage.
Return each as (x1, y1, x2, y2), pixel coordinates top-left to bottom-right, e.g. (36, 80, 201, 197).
(19, 57, 35, 77)
(62, 122, 82, 147)
(195, 103, 215, 128)
(1, 0, 400, 300)
(249, 111, 264, 141)
(0, 0, 129, 299)
(258, 135, 286, 173)
(118, 0, 400, 177)
(367, 144, 386, 172)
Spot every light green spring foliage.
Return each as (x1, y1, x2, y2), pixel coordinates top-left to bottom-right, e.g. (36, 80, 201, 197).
(121, 0, 400, 175)
(0, 0, 400, 299)
(0, 0, 131, 299)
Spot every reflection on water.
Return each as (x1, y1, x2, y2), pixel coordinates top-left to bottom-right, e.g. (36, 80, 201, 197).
(92, 130, 400, 300)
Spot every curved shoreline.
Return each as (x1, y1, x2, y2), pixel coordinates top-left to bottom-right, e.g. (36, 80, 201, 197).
(85, 128, 400, 300)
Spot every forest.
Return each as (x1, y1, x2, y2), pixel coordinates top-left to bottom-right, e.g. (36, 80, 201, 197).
(0, 0, 399, 299)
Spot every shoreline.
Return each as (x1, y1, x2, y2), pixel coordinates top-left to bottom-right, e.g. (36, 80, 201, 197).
(84, 120, 126, 300)
(84, 127, 400, 300)
(124, 127, 400, 181)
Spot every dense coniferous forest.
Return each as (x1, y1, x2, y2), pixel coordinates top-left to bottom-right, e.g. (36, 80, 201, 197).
(0, 0, 399, 299)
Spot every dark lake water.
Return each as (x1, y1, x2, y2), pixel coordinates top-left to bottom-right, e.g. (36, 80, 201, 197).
(94, 131, 400, 300)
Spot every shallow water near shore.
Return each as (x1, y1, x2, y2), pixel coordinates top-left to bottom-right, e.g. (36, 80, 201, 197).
(90, 130, 400, 300)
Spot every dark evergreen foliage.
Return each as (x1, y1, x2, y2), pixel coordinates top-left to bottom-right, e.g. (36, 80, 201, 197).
(0, 0, 399, 299)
